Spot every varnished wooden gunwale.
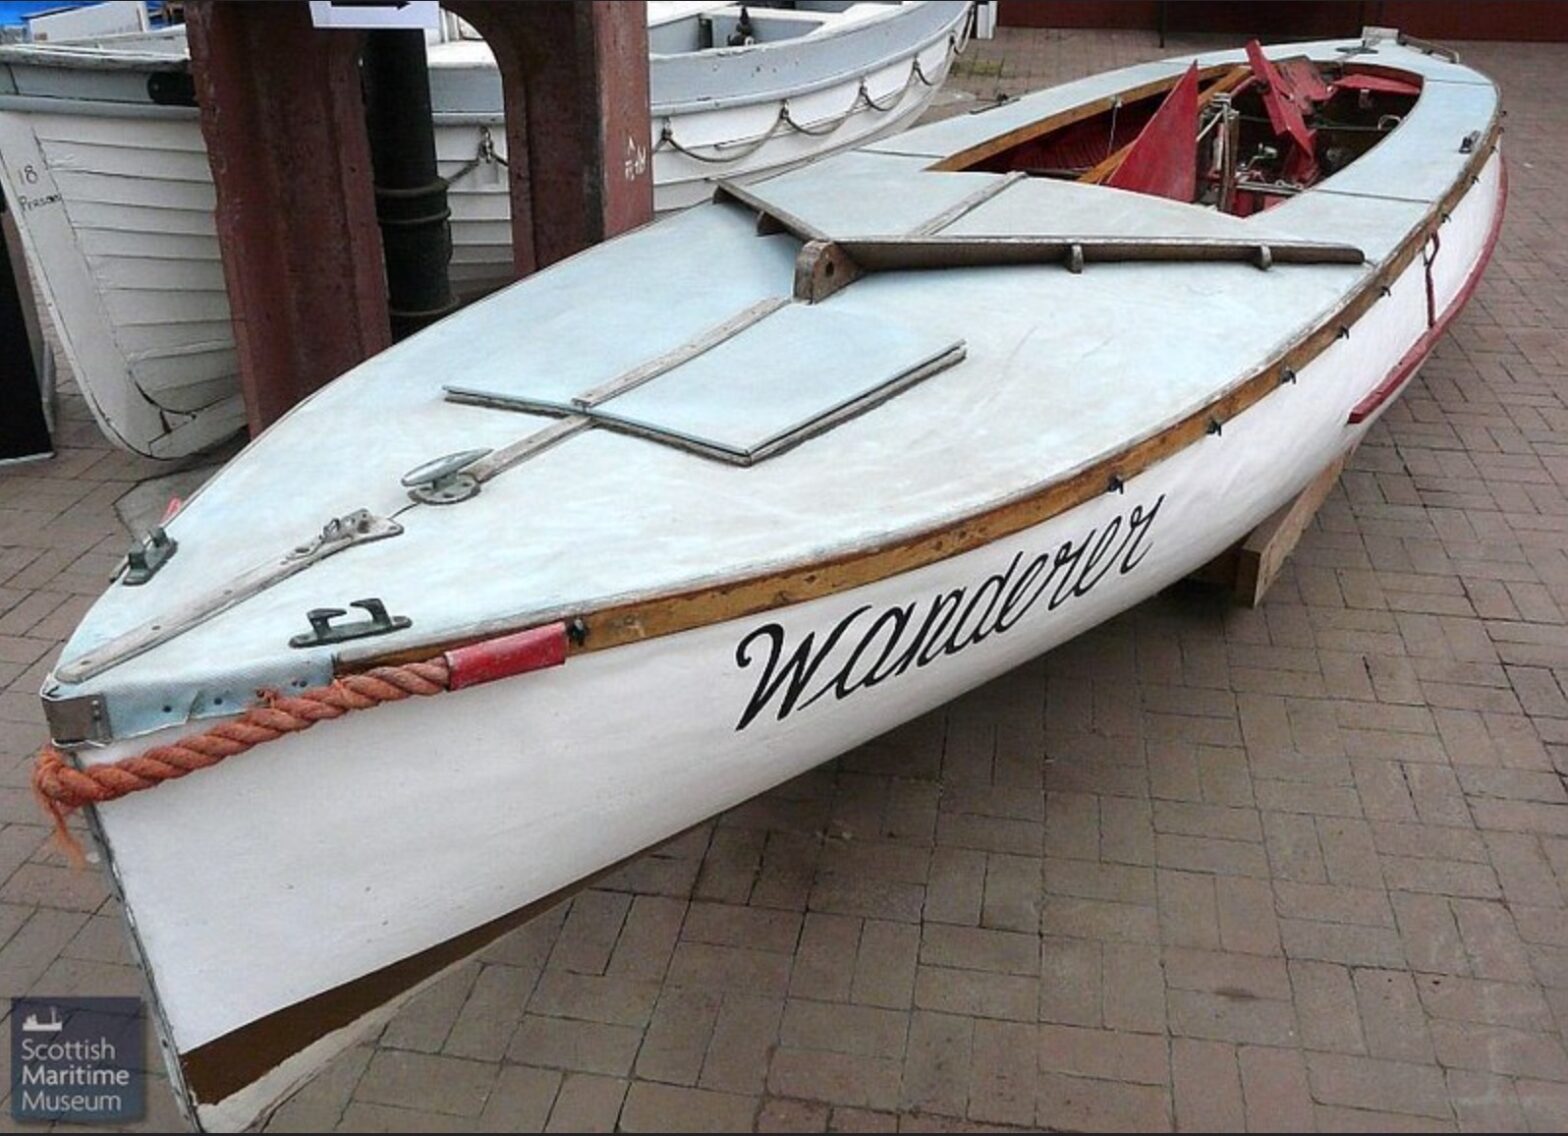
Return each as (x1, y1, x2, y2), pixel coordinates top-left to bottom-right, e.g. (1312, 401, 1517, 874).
(352, 115, 1502, 677)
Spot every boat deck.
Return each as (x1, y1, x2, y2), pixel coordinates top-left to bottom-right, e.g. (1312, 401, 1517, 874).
(52, 35, 1498, 731)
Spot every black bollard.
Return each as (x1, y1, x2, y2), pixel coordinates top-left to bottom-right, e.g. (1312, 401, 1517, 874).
(363, 28, 459, 341)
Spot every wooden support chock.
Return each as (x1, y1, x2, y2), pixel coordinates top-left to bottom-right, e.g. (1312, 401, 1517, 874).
(794, 241, 864, 303)
(1192, 449, 1351, 607)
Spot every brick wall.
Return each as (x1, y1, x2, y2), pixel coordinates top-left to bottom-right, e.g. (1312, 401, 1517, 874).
(997, 0, 1568, 42)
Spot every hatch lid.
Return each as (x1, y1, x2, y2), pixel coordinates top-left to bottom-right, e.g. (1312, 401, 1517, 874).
(449, 301, 965, 465)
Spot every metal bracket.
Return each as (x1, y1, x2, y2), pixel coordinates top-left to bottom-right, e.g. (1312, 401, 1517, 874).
(288, 509, 401, 561)
(122, 527, 177, 586)
(56, 509, 403, 685)
(402, 449, 491, 505)
(289, 598, 412, 649)
(42, 691, 111, 747)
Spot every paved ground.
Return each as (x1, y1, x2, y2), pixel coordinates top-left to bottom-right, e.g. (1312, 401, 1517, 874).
(3, 24, 1568, 1134)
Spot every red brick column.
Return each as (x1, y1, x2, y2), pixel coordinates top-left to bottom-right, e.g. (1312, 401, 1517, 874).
(186, 0, 391, 434)
(449, 1, 654, 277)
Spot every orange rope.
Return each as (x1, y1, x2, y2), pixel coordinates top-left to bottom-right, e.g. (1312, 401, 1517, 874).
(33, 659, 451, 863)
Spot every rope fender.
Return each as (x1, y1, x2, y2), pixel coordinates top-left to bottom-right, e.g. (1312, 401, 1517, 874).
(33, 621, 570, 861)
(33, 660, 451, 862)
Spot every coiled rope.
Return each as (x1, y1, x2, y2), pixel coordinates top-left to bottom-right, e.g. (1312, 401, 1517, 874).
(33, 658, 450, 863)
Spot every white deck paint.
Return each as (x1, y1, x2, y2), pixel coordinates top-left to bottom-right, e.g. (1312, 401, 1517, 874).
(50, 38, 1498, 728)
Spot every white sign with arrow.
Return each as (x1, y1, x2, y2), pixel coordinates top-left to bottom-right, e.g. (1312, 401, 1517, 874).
(308, 1, 442, 30)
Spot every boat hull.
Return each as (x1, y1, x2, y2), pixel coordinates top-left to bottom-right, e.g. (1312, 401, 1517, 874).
(81, 147, 1504, 1131)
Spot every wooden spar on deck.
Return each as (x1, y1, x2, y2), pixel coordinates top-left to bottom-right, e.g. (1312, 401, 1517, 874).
(792, 234, 1367, 302)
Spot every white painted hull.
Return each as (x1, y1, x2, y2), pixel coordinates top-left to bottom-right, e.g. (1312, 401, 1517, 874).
(0, 3, 967, 458)
(75, 147, 1503, 1131)
(31, 27, 1501, 1128)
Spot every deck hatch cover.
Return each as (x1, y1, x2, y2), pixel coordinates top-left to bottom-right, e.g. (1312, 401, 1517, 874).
(448, 304, 965, 465)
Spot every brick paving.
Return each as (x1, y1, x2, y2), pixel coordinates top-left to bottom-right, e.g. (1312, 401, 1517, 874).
(2, 24, 1568, 1134)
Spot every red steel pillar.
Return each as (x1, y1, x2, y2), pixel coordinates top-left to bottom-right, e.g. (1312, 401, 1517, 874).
(186, 1, 391, 434)
(450, 1, 654, 276)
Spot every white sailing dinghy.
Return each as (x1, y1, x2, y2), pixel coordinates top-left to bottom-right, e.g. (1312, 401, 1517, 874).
(0, 0, 970, 460)
(34, 29, 1502, 1132)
